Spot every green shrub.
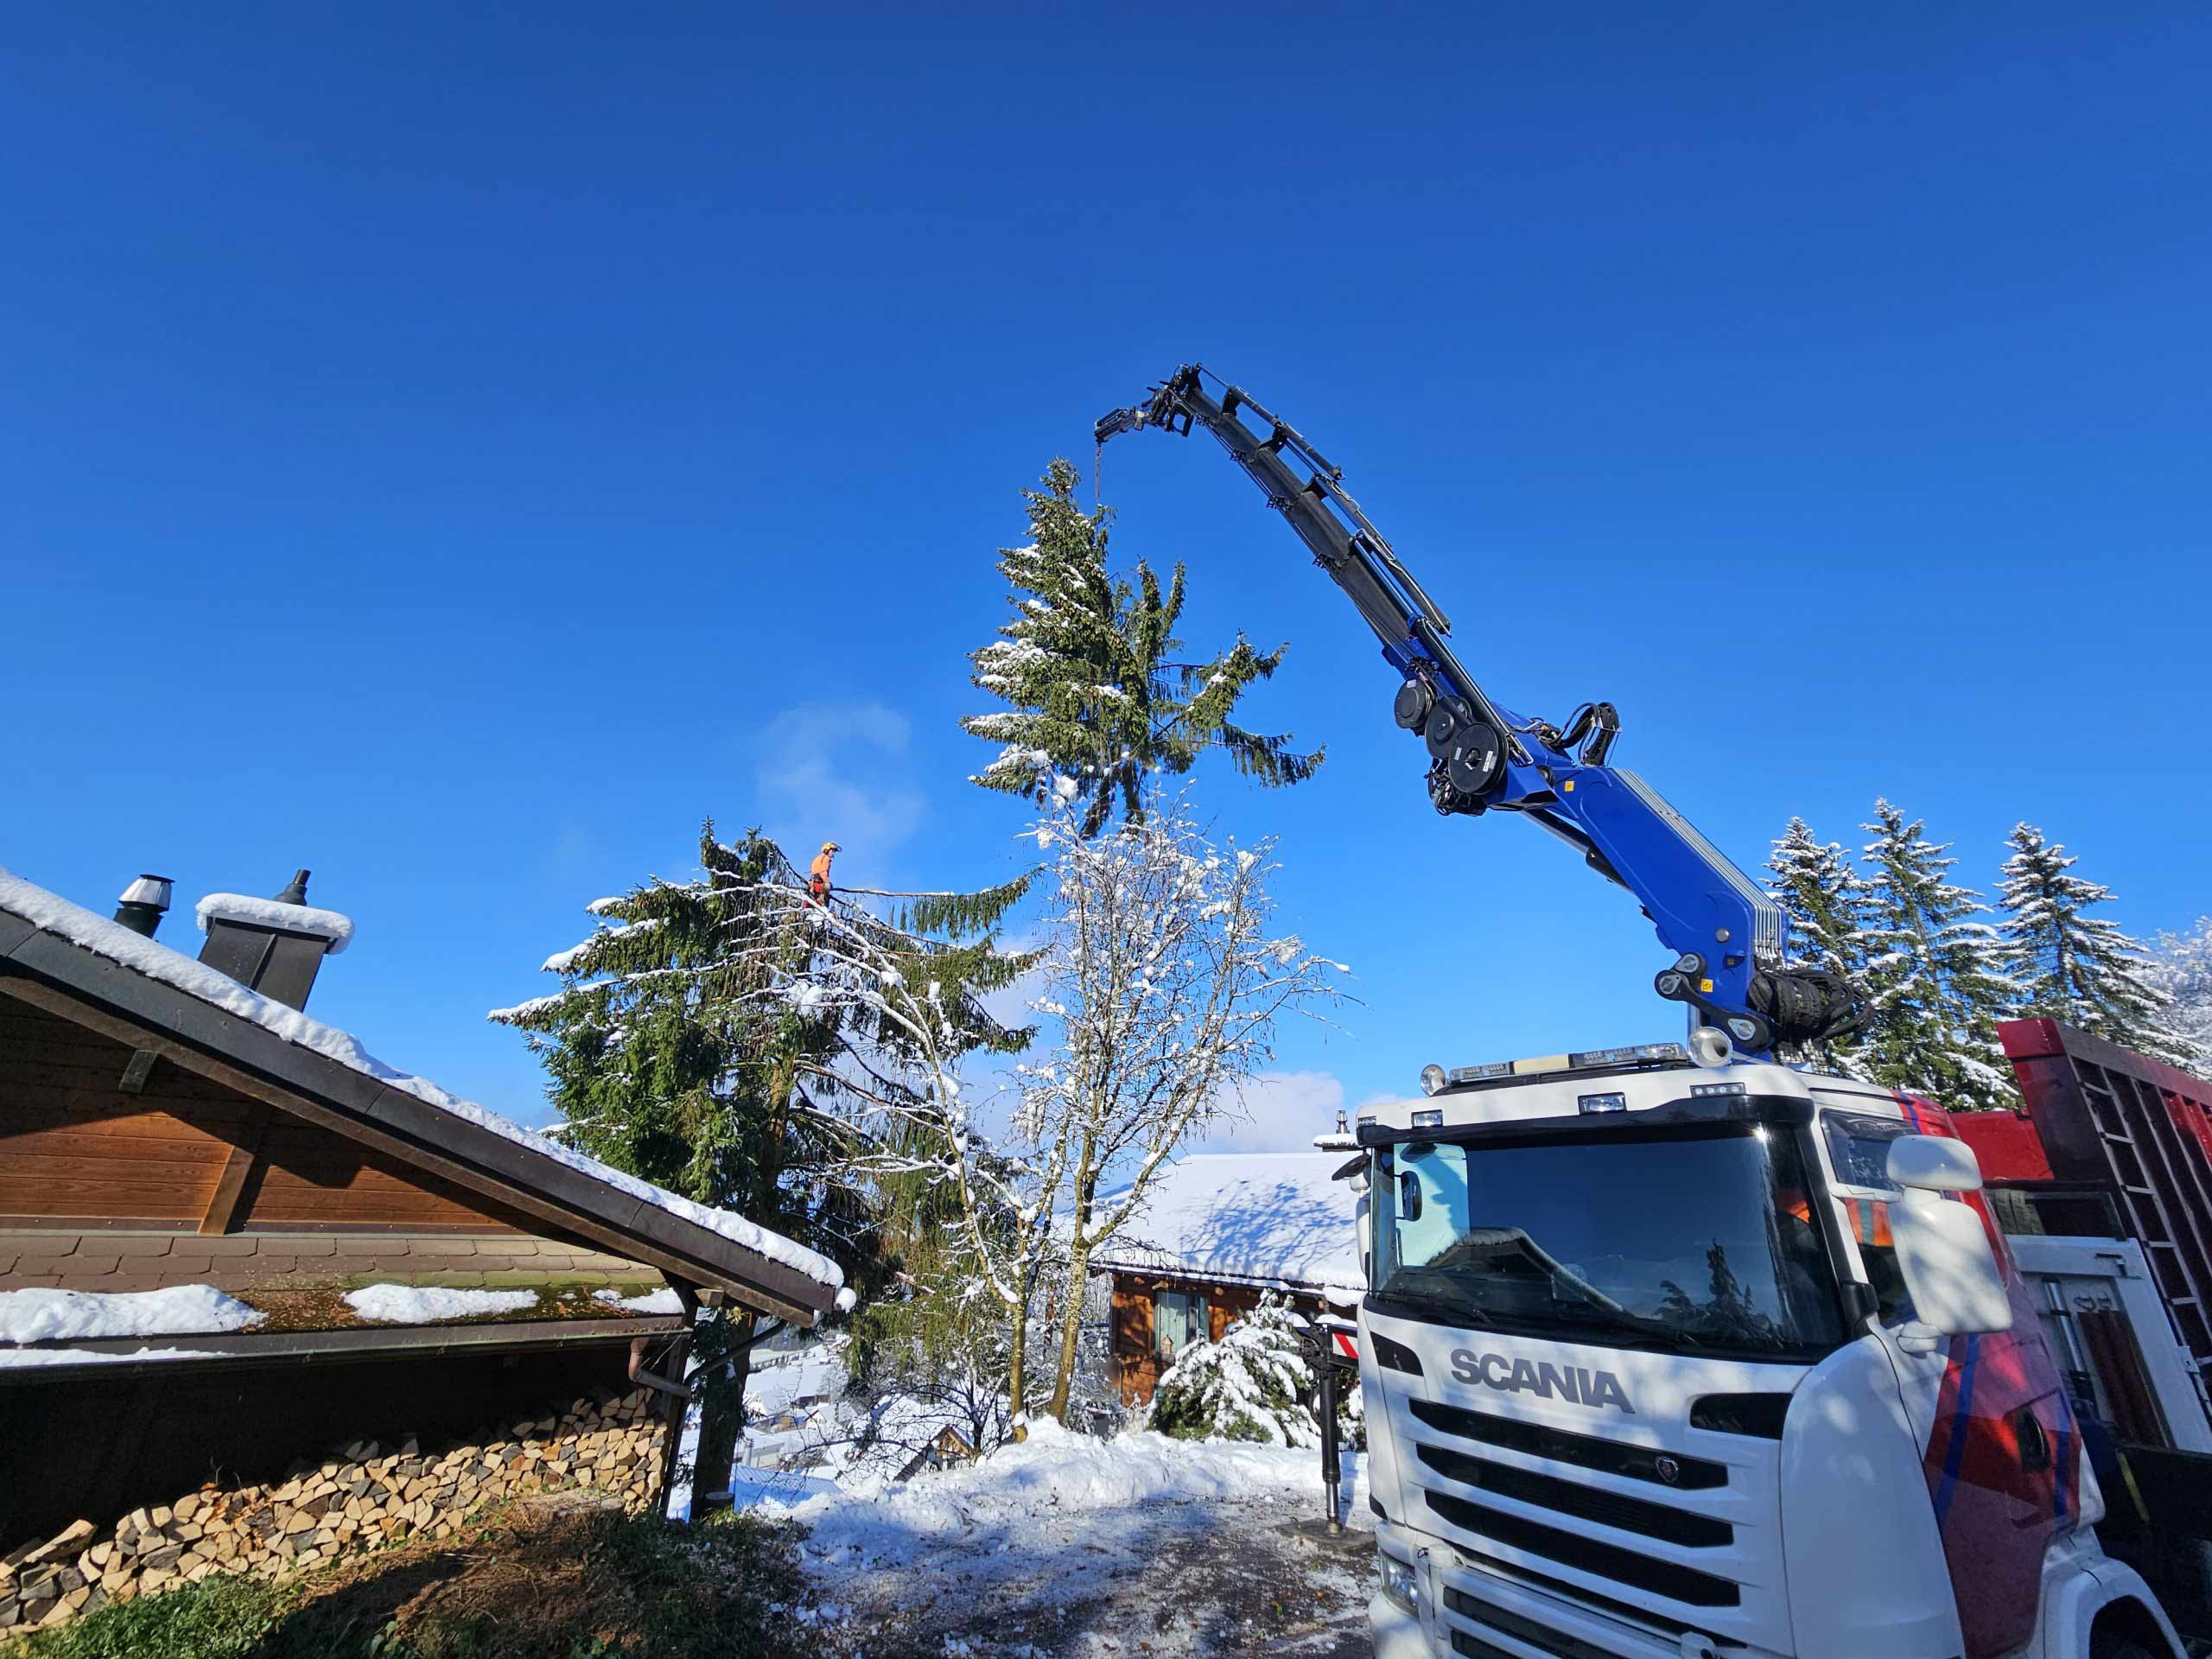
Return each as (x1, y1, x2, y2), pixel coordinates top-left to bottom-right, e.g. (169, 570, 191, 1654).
(12, 1572, 295, 1659)
(1147, 1294, 1324, 1447)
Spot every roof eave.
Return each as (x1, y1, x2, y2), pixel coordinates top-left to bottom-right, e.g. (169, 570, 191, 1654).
(0, 918, 837, 1325)
(0, 1313, 688, 1385)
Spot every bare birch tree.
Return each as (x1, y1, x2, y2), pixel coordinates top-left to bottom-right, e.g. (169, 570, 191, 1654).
(1024, 782, 1348, 1422)
(712, 878, 1063, 1425)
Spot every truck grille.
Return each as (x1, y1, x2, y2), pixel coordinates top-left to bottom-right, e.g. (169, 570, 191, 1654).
(1446, 1588, 1621, 1659)
(1401, 1388, 1783, 1649)
(1414, 1444, 1732, 1548)
(1408, 1397, 1726, 1490)
(1422, 1488, 1740, 1608)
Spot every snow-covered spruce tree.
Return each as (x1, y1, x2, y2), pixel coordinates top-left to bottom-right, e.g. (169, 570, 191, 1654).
(961, 458, 1322, 836)
(1148, 1295, 1325, 1448)
(1765, 817, 1872, 1071)
(2144, 919, 2212, 1075)
(1857, 801, 2019, 1110)
(489, 826, 1032, 1500)
(1997, 823, 2179, 1059)
(692, 868, 1070, 1427)
(1022, 779, 1349, 1422)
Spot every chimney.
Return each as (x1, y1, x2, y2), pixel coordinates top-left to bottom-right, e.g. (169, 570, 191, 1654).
(111, 874, 175, 939)
(195, 868, 354, 1010)
(1335, 1107, 1350, 1136)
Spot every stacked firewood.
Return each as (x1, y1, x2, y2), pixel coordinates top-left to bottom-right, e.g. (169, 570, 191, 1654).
(0, 1388, 666, 1637)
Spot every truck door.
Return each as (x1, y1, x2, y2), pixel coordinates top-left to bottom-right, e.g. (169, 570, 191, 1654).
(1821, 1102, 2085, 1659)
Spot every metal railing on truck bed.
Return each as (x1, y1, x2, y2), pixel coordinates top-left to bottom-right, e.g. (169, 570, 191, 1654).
(1955, 1020, 2212, 1638)
(1974, 1018, 2212, 1373)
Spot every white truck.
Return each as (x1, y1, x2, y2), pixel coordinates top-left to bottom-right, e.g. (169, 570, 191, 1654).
(1351, 1046, 2186, 1659)
(1090, 367, 2194, 1656)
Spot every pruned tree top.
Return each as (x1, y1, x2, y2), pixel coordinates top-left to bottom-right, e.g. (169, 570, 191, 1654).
(963, 458, 1322, 836)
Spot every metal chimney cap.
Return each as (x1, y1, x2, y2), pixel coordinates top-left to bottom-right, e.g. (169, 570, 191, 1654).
(273, 868, 311, 905)
(118, 874, 175, 911)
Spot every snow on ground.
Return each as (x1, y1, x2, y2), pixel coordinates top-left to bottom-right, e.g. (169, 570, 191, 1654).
(747, 1339, 848, 1420)
(0, 1284, 264, 1344)
(747, 1415, 1376, 1657)
(344, 1285, 539, 1323)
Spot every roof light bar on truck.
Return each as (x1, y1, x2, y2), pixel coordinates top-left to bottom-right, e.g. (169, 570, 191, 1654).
(1096, 364, 1872, 1064)
(1417, 1042, 1690, 1096)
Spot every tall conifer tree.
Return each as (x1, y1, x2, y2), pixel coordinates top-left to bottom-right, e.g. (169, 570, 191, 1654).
(1765, 817, 1872, 1070)
(2145, 919, 2212, 1075)
(491, 825, 1032, 1500)
(962, 459, 1321, 834)
(1997, 823, 2177, 1058)
(1858, 800, 2018, 1109)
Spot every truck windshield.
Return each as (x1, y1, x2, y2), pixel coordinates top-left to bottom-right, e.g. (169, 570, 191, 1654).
(1370, 1121, 1847, 1361)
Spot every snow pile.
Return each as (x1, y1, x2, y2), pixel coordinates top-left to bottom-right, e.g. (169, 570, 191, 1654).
(0, 866, 842, 1294)
(195, 893, 355, 953)
(593, 1287, 684, 1315)
(0, 1285, 264, 1344)
(344, 1285, 540, 1324)
(757, 1415, 1326, 1571)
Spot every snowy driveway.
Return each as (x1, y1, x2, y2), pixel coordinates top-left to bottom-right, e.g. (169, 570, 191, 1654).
(745, 1421, 1377, 1657)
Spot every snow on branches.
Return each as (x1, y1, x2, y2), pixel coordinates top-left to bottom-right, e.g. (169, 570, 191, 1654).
(2145, 919, 2212, 1075)
(1020, 779, 1349, 1419)
(1148, 1295, 1331, 1449)
(1998, 822, 2177, 1060)
(960, 459, 1320, 836)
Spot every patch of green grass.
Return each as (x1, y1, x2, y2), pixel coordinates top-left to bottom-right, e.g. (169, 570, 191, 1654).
(10, 1505, 819, 1659)
(12, 1572, 299, 1659)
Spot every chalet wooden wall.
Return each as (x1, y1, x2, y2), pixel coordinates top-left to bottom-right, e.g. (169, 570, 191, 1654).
(0, 995, 537, 1236)
(1107, 1272, 1326, 1405)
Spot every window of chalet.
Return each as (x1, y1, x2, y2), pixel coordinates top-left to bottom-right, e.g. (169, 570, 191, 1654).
(1154, 1288, 1209, 1359)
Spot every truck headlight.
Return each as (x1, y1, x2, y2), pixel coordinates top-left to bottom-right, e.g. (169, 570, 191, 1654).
(1377, 1552, 1421, 1614)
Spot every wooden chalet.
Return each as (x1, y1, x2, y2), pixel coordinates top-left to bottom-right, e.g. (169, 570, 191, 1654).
(0, 866, 842, 1550)
(1090, 1150, 1363, 1405)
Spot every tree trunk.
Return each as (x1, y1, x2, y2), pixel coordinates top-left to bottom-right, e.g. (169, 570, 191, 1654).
(690, 1312, 761, 1516)
(1006, 1298, 1030, 1439)
(1046, 1232, 1095, 1423)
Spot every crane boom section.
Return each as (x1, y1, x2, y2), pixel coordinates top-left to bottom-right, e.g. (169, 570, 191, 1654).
(1096, 364, 1859, 1061)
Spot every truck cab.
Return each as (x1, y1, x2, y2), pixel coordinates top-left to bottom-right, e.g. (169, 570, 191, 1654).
(1357, 1046, 2184, 1659)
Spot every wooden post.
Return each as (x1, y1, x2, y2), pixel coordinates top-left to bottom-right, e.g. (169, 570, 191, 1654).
(654, 1325, 695, 1522)
(198, 1103, 272, 1235)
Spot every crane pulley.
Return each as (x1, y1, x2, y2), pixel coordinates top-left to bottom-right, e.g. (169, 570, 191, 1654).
(1096, 364, 1866, 1063)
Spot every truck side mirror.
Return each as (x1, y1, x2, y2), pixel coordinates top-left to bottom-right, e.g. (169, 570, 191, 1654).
(1884, 1135, 2011, 1351)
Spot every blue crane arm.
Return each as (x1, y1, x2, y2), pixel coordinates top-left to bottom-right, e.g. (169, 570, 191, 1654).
(1096, 364, 1864, 1061)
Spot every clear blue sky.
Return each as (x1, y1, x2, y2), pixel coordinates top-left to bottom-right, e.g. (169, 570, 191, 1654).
(5, 6, 2208, 1151)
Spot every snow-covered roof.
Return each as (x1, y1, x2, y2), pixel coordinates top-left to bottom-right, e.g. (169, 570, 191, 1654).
(0, 866, 843, 1306)
(1090, 1152, 1363, 1293)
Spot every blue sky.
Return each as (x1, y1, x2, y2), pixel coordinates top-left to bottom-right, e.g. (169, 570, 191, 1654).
(4, 6, 2208, 1152)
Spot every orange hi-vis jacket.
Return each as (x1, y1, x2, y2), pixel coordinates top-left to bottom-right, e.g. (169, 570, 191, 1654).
(808, 849, 835, 901)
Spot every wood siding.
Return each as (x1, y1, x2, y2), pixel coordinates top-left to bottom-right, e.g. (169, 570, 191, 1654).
(1108, 1272, 1325, 1405)
(0, 997, 536, 1235)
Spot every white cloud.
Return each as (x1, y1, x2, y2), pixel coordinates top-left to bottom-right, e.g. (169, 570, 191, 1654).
(1189, 1069, 1351, 1154)
(753, 700, 925, 862)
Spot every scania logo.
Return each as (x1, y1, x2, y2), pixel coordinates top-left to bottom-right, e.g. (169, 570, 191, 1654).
(1448, 1350, 1637, 1414)
(1655, 1455, 1681, 1484)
